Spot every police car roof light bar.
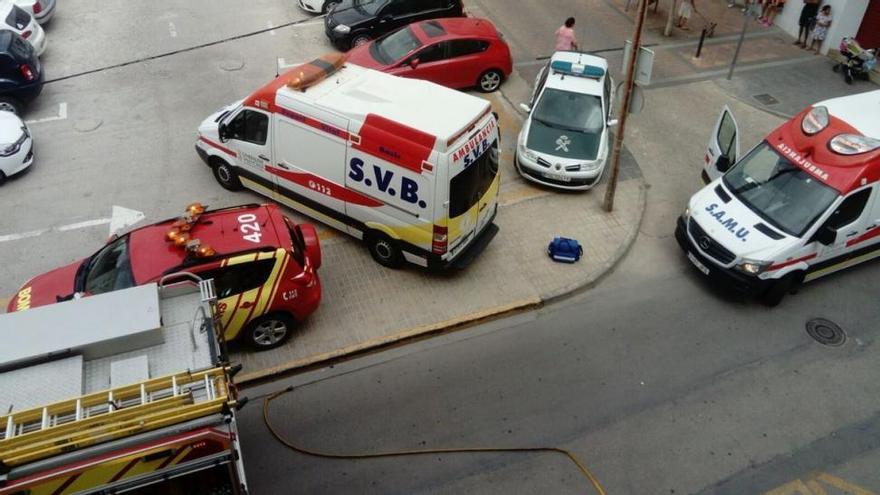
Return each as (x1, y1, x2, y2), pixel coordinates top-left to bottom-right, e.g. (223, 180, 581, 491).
(550, 60, 605, 79)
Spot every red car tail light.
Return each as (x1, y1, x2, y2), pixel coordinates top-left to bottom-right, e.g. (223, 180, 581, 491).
(19, 64, 35, 82)
(432, 225, 448, 254)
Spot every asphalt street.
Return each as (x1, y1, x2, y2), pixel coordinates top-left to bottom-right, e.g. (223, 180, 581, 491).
(238, 238, 880, 494)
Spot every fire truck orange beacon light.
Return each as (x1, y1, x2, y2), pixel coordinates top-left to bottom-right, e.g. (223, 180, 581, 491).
(186, 202, 205, 216)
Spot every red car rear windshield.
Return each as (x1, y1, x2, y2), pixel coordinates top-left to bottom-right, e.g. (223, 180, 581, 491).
(371, 26, 423, 65)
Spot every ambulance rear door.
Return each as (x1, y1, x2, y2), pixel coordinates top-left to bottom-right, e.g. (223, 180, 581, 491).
(704, 106, 740, 182)
(269, 97, 354, 235)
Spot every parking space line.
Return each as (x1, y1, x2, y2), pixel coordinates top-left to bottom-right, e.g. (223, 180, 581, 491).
(24, 102, 67, 125)
(168, 22, 177, 38)
(277, 58, 299, 71)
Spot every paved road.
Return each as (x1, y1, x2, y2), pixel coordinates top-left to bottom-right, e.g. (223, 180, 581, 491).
(238, 237, 880, 494)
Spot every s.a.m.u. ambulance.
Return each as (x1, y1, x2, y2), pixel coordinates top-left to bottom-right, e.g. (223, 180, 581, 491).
(677, 90, 880, 306)
(195, 54, 500, 269)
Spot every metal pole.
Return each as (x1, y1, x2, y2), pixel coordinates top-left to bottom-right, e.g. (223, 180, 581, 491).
(726, 13, 750, 80)
(603, 0, 649, 212)
(695, 27, 708, 58)
(664, 0, 677, 36)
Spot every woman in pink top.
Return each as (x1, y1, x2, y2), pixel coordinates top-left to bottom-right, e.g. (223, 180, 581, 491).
(555, 17, 579, 51)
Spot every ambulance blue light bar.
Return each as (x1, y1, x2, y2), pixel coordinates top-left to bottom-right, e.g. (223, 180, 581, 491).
(550, 60, 605, 79)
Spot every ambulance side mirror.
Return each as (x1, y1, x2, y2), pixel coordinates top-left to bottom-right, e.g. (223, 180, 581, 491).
(218, 123, 229, 143)
(716, 154, 732, 173)
(815, 225, 836, 246)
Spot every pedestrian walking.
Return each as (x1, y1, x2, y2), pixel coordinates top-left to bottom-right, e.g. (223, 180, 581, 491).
(676, 0, 695, 30)
(758, 0, 784, 26)
(806, 5, 832, 52)
(794, 0, 820, 46)
(554, 17, 579, 51)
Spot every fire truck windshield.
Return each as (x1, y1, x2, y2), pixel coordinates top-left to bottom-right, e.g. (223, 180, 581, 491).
(81, 235, 136, 295)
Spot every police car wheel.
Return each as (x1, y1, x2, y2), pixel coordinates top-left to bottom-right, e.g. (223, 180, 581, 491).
(245, 313, 295, 350)
(477, 70, 503, 93)
(0, 97, 20, 115)
(759, 272, 800, 307)
(322, 1, 338, 13)
(367, 232, 403, 268)
(212, 158, 243, 191)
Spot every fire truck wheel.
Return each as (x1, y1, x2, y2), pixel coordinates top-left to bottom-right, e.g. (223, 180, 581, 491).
(759, 272, 801, 307)
(212, 158, 243, 191)
(477, 70, 504, 93)
(366, 231, 403, 268)
(245, 313, 295, 350)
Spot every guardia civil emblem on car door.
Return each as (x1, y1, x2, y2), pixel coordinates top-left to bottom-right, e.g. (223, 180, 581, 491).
(555, 135, 571, 153)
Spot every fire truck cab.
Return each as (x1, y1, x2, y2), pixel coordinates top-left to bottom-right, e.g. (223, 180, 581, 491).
(0, 281, 248, 494)
(677, 90, 880, 305)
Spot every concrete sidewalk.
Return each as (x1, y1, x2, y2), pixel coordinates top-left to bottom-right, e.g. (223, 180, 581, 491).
(232, 87, 646, 384)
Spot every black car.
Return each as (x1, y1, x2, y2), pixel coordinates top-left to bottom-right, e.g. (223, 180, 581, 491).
(0, 31, 42, 114)
(325, 0, 464, 51)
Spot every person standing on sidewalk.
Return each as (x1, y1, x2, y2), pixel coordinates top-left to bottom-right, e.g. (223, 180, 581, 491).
(554, 17, 579, 51)
(794, 0, 820, 46)
(758, 0, 784, 26)
(676, 0, 695, 30)
(806, 5, 832, 52)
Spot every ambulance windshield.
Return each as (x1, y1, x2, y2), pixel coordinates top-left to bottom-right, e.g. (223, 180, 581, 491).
(449, 139, 499, 218)
(723, 141, 838, 237)
(80, 235, 135, 295)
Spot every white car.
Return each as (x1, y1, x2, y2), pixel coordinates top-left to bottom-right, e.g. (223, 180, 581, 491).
(14, 0, 55, 25)
(296, 0, 337, 14)
(0, 110, 33, 183)
(516, 51, 617, 190)
(0, 0, 45, 56)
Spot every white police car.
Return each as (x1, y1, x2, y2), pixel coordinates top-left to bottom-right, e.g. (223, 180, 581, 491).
(516, 51, 617, 190)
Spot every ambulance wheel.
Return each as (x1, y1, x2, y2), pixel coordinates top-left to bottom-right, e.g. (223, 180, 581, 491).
(245, 313, 295, 350)
(351, 34, 370, 48)
(366, 232, 403, 268)
(212, 158, 243, 191)
(759, 272, 801, 307)
(322, 1, 338, 13)
(477, 69, 504, 93)
(0, 97, 20, 114)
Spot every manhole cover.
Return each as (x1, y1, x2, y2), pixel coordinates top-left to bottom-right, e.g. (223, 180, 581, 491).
(806, 318, 846, 347)
(753, 93, 779, 105)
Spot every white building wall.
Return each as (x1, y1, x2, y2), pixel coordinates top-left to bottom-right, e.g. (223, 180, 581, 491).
(775, 0, 869, 53)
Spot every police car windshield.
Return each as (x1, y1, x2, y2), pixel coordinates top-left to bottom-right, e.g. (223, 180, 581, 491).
(723, 141, 838, 237)
(372, 26, 422, 64)
(533, 89, 603, 134)
(81, 235, 136, 295)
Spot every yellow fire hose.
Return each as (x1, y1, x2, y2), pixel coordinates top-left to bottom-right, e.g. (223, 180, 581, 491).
(262, 386, 608, 495)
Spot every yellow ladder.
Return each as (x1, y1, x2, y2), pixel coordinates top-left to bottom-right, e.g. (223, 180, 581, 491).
(0, 367, 232, 468)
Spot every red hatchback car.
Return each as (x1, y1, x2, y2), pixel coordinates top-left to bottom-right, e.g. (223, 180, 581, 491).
(347, 17, 513, 93)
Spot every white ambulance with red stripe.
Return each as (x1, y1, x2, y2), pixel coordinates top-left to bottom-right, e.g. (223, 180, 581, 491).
(195, 54, 500, 269)
(677, 90, 880, 305)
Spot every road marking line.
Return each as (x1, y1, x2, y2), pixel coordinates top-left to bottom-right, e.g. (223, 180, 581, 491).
(815, 473, 877, 495)
(277, 58, 299, 70)
(0, 228, 47, 243)
(0, 206, 145, 243)
(24, 102, 67, 125)
(805, 480, 828, 495)
(57, 218, 111, 231)
(267, 21, 276, 35)
(168, 22, 178, 38)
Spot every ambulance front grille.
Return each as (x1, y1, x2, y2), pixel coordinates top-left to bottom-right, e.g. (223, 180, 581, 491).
(688, 218, 735, 264)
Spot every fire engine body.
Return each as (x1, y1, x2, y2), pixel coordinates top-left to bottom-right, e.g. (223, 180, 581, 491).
(0, 281, 247, 494)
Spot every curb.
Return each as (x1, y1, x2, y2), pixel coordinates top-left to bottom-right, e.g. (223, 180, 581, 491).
(237, 297, 542, 385)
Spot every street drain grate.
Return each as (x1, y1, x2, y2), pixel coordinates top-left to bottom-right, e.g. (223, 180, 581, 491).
(753, 93, 780, 105)
(806, 318, 846, 347)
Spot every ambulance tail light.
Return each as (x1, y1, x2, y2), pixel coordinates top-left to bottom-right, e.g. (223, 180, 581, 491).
(829, 134, 880, 155)
(801, 106, 828, 135)
(432, 225, 448, 255)
(19, 64, 35, 82)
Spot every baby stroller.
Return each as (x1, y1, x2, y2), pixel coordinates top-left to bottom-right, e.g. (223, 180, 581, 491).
(833, 37, 877, 84)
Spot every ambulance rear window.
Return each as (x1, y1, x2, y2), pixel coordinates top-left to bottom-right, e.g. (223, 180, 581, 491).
(449, 139, 499, 218)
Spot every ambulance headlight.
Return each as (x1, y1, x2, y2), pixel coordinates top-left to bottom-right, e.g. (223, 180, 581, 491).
(736, 259, 771, 276)
(829, 134, 880, 155)
(801, 106, 828, 135)
(518, 142, 537, 161)
(334, 24, 350, 34)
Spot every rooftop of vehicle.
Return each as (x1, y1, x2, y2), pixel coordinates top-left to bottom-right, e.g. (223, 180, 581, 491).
(544, 51, 607, 97)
